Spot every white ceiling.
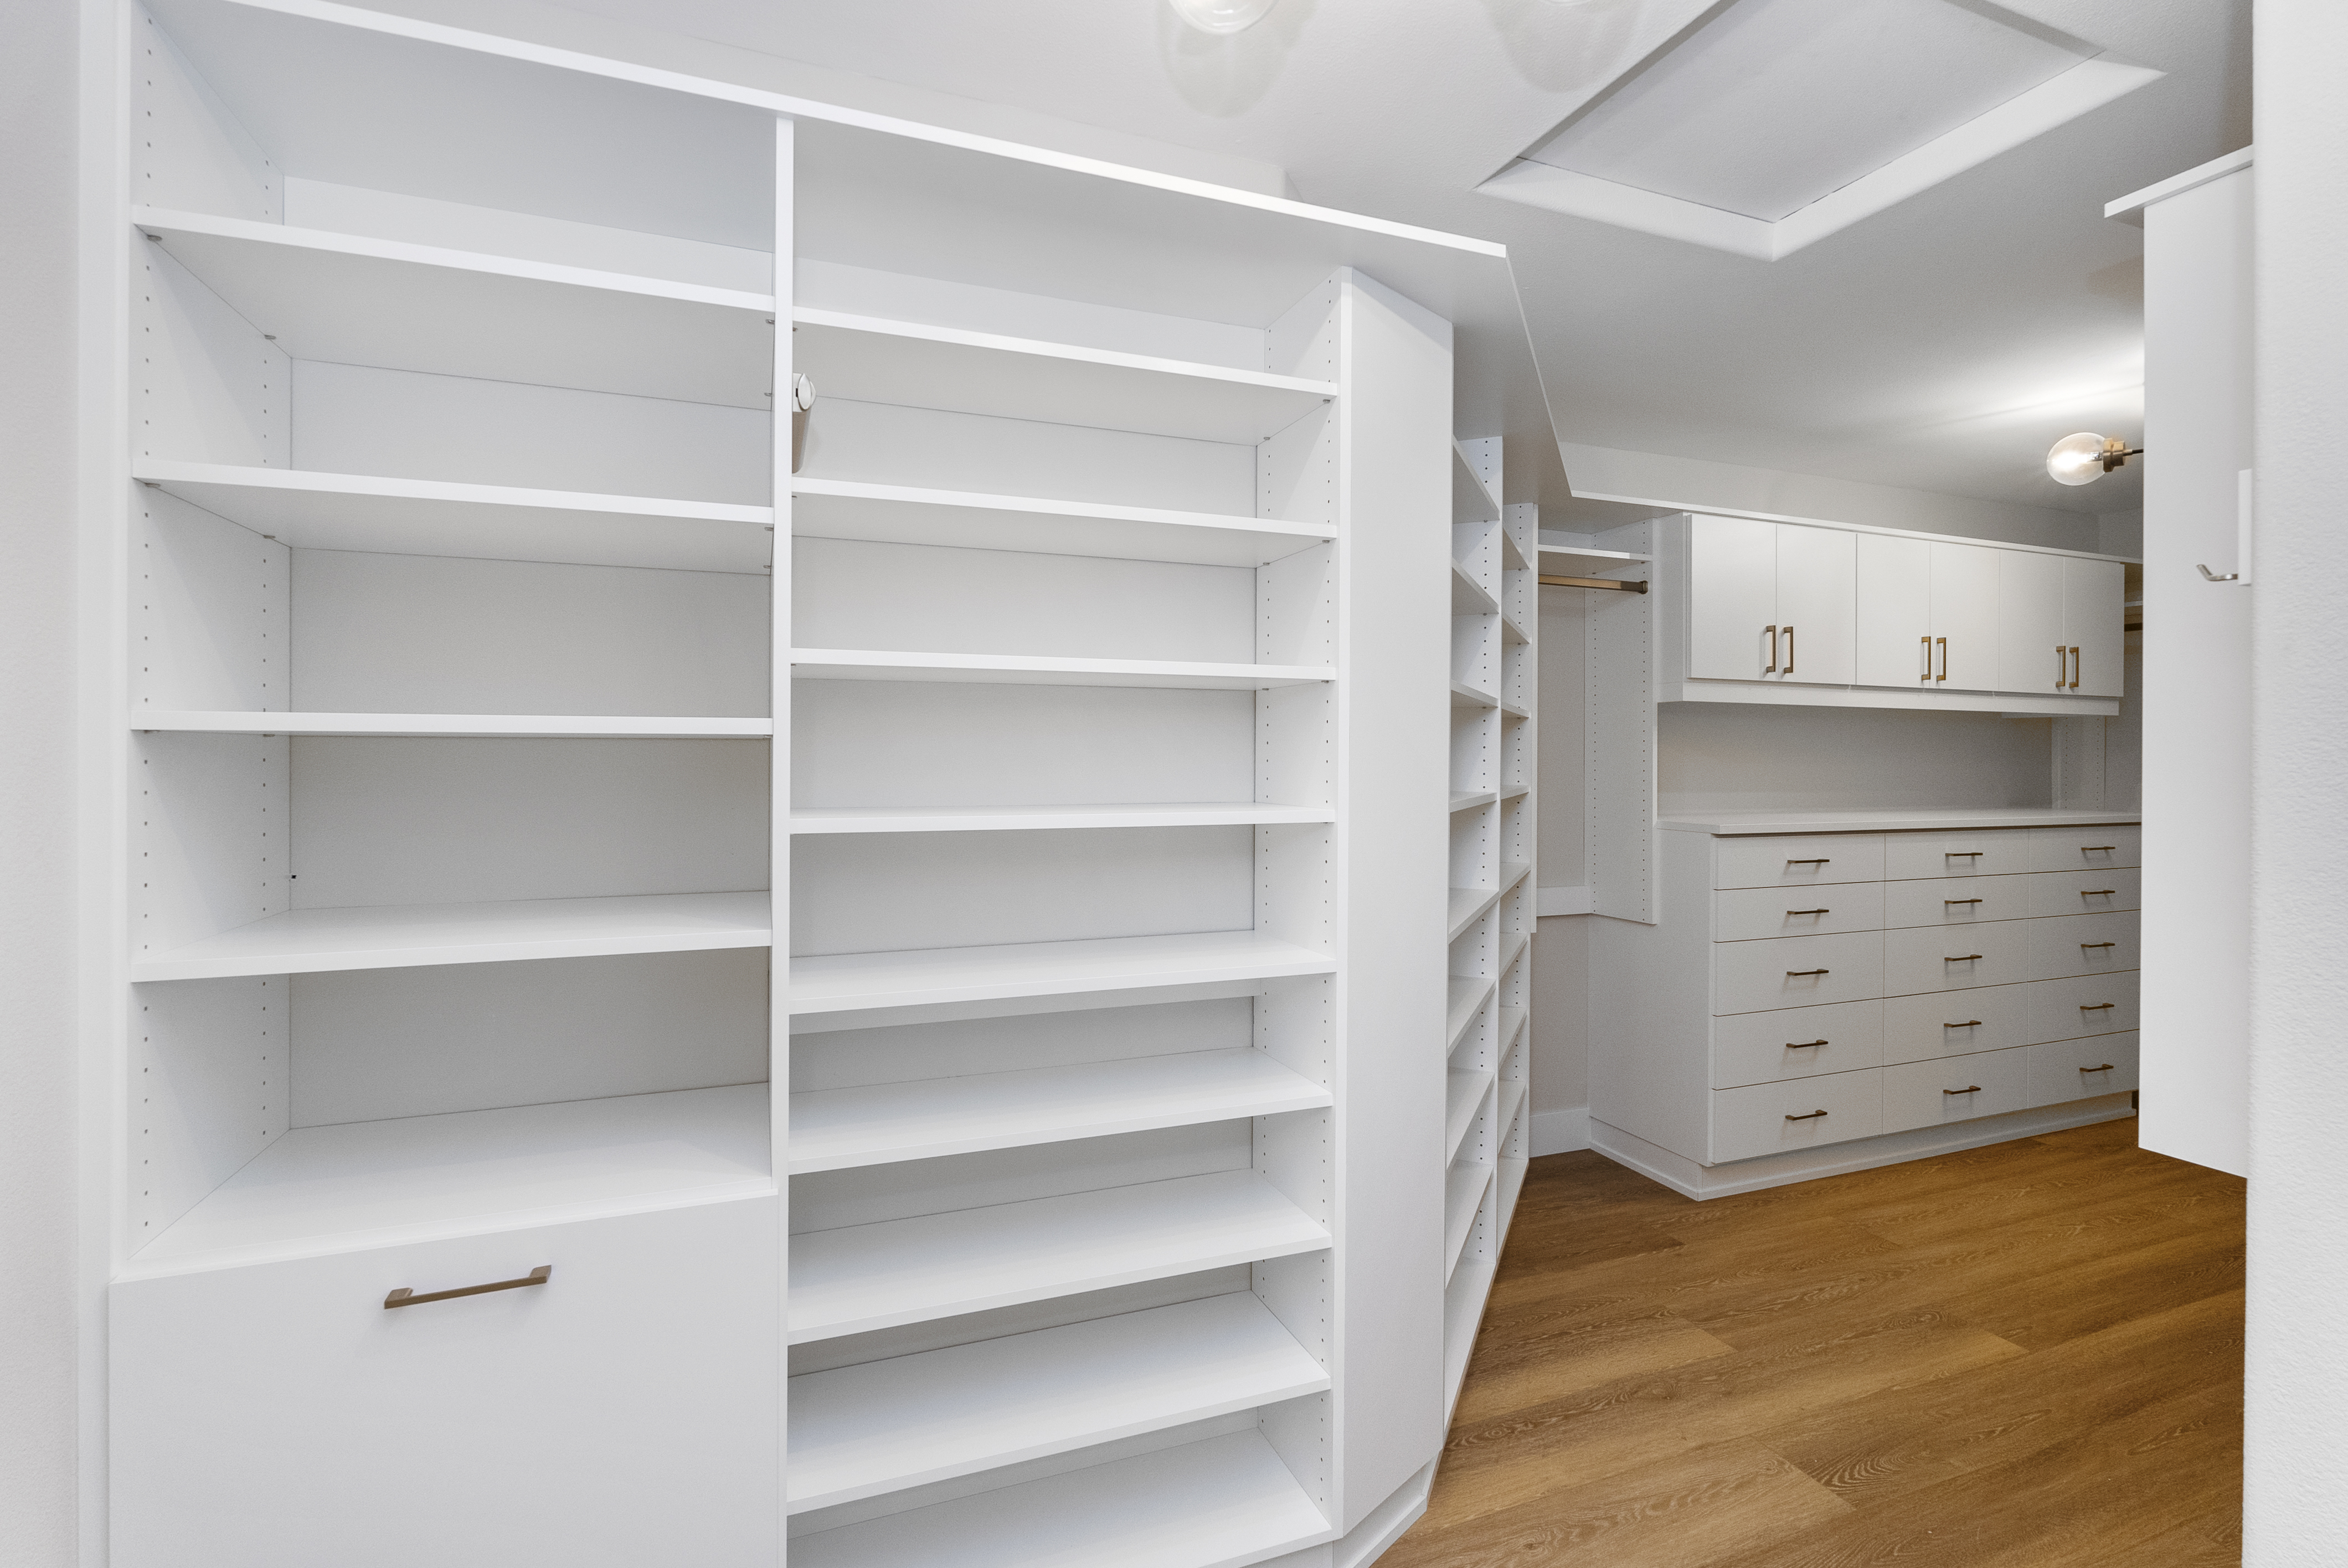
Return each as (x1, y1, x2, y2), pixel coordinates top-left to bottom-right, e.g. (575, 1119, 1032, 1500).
(539, 0, 2248, 518)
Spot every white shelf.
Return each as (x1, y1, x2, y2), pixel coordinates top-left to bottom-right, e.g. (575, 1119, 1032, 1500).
(121, 1084, 769, 1279)
(1501, 927, 1532, 973)
(1497, 1155, 1529, 1230)
(1450, 790, 1497, 814)
(1537, 537, 1654, 576)
(790, 802, 1331, 835)
(135, 710, 771, 739)
(792, 648, 1333, 692)
(1450, 680, 1498, 709)
(789, 930, 1335, 1022)
(787, 1292, 1327, 1514)
(1450, 563, 1499, 616)
(132, 460, 775, 574)
(1500, 860, 1533, 893)
(1500, 525, 1531, 572)
(1499, 1005, 1530, 1052)
(1446, 974, 1495, 1054)
(1500, 1076, 1527, 1134)
(1499, 781, 1531, 800)
(1441, 1257, 1497, 1423)
(133, 208, 774, 408)
(789, 1428, 1331, 1568)
(788, 1170, 1329, 1344)
(1450, 442, 1501, 524)
(132, 890, 770, 982)
(789, 1049, 1330, 1174)
(1443, 1159, 1494, 1283)
(1501, 612, 1530, 646)
(1447, 885, 1501, 942)
(1445, 1069, 1494, 1165)
(792, 477, 1332, 569)
(1500, 698, 1530, 719)
(791, 308, 1336, 444)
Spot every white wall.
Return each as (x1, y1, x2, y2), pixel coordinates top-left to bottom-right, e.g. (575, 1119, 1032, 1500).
(2247, 1, 2348, 1557)
(1658, 705, 2054, 816)
(1, 0, 83, 1559)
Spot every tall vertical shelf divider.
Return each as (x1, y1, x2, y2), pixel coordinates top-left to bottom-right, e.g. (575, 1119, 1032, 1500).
(89, 3, 1560, 1564)
(1441, 446, 1537, 1421)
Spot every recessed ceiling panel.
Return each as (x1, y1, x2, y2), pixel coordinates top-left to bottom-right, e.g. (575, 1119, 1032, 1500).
(1525, 0, 2092, 221)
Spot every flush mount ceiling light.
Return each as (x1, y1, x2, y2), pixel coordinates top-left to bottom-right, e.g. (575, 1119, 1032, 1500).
(1166, 0, 1276, 34)
(1477, 0, 2161, 260)
(2046, 431, 2141, 486)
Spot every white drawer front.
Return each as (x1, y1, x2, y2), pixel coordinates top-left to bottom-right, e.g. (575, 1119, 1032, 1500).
(1713, 931, 1884, 1014)
(1883, 1047, 2029, 1133)
(1713, 1000, 1885, 1089)
(2027, 824, 2140, 872)
(2025, 867, 2142, 918)
(1882, 874, 2033, 930)
(2028, 911, 2140, 981)
(2022, 972, 2141, 1043)
(2026, 1031, 2140, 1107)
(1714, 834, 1886, 890)
(1711, 1069, 1884, 1164)
(1715, 882, 1885, 941)
(1882, 828, 2034, 881)
(1882, 919, 2034, 997)
(112, 1199, 781, 1568)
(1883, 984, 2038, 1063)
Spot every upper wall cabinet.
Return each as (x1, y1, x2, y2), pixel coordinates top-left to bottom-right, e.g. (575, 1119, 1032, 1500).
(1660, 514, 2129, 716)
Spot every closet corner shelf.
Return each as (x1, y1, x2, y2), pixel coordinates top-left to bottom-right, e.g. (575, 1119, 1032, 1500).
(790, 308, 1338, 445)
(791, 649, 1333, 692)
(1499, 1005, 1530, 1052)
(789, 802, 1331, 834)
(130, 209, 775, 409)
(1501, 926, 1532, 972)
(1445, 1069, 1496, 1165)
(786, 1292, 1327, 1516)
(135, 711, 773, 739)
(131, 460, 777, 575)
(1500, 698, 1531, 719)
(1499, 1076, 1528, 1135)
(787, 929, 1336, 1020)
(1499, 781, 1531, 801)
(1501, 612, 1530, 645)
(1450, 563, 1500, 616)
(1450, 680, 1499, 709)
(130, 890, 771, 982)
(1450, 789, 1499, 814)
(1499, 527, 1531, 572)
(1450, 442, 1502, 524)
(787, 1428, 1331, 1568)
(1443, 1159, 1495, 1283)
(787, 1048, 1331, 1174)
(1446, 885, 1503, 943)
(1500, 861, 1533, 893)
(787, 1169, 1330, 1344)
(790, 477, 1334, 569)
(1446, 974, 1497, 1053)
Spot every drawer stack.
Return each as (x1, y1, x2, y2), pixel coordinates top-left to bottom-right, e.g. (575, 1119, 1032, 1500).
(1707, 825, 2140, 1163)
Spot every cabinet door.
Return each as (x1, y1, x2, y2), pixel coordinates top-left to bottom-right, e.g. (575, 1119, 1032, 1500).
(1929, 541, 2001, 690)
(1853, 534, 1932, 688)
(1686, 514, 1779, 680)
(2065, 557, 2127, 697)
(1995, 550, 2068, 694)
(112, 1198, 781, 1568)
(1774, 524, 1856, 684)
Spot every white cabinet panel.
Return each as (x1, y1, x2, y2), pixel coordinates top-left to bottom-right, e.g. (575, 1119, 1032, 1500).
(1929, 542, 2001, 691)
(2026, 867, 2141, 918)
(1710, 1069, 1884, 1163)
(2027, 823, 2140, 872)
(1686, 514, 1779, 680)
(1774, 524, 1855, 685)
(1996, 550, 2068, 695)
(2022, 972, 2141, 1043)
(1883, 985, 2037, 1062)
(1882, 828, 2035, 881)
(1713, 881, 1883, 941)
(1712, 1000, 1884, 1088)
(1882, 873, 2033, 930)
(2065, 558, 2127, 699)
(1883, 1047, 2028, 1133)
(111, 1198, 780, 1568)
(1853, 533, 1931, 688)
(2030, 911, 2141, 981)
(1882, 918, 2034, 996)
(1714, 833, 1884, 889)
(2026, 1031, 2139, 1107)
(1712, 931, 1883, 1014)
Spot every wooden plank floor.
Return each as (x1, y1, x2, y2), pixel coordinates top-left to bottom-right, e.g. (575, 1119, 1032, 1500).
(1387, 1118, 2245, 1567)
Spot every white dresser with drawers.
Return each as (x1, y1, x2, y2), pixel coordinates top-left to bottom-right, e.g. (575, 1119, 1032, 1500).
(1590, 809, 2141, 1198)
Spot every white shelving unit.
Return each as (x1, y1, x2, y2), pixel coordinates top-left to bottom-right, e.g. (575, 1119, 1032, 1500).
(1439, 441, 1538, 1426)
(92, 3, 1558, 1564)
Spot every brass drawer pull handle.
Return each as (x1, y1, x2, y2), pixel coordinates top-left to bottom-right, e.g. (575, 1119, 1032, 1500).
(1787, 1039, 1829, 1049)
(1786, 907, 1831, 916)
(1786, 1109, 1829, 1121)
(2081, 1063, 2117, 1073)
(2081, 941, 2118, 950)
(1785, 858, 1831, 865)
(2080, 888, 2117, 896)
(2081, 1002, 2116, 1011)
(1944, 1085, 1984, 1095)
(1945, 953, 1984, 962)
(384, 1265, 552, 1311)
(1786, 968, 1830, 977)
(1944, 1019, 1984, 1029)
(2081, 844, 2117, 852)
(1945, 850, 1983, 858)
(1945, 898, 1983, 905)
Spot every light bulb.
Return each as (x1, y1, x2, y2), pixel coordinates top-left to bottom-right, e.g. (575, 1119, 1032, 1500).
(1167, 0, 1276, 34)
(2046, 431, 2110, 486)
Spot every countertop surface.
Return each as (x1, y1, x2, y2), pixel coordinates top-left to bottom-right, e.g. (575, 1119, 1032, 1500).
(1660, 808, 2143, 836)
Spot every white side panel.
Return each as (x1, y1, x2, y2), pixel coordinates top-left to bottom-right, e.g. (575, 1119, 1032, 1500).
(132, 486, 286, 714)
(2141, 168, 2252, 1177)
(131, 3, 280, 222)
(1588, 520, 1657, 923)
(133, 731, 289, 953)
(128, 977, 286, 1245)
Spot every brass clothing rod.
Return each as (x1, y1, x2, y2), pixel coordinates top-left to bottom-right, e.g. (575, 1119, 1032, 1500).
(1539, 574, 1648, 594)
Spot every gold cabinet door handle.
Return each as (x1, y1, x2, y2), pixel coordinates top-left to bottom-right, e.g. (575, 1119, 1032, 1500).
(1920, 633, 1932, 681)
(1786, 1039, 1829, 1049)
(2069, 646, 2082, 689)
(1943, 1085, 1984, 1095)
(1764, 624, 1778, 673)
(1786, 1109, 1829, 1121)
(385, 1265, 552, 1310)
(1944, 1019, 1984, 1029)
(1784, 623, 1794, 675)
(1936, 636, 1949, 683)
(1944, 953, 1984, 963)
(1785, 968, 1831, 977)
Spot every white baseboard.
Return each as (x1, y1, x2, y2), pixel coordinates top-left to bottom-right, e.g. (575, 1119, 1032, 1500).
(1530, 1106, 1590, 1156)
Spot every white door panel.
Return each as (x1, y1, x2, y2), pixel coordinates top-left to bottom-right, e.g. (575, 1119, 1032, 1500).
(1853, 534, 1931, 688)
(1996, 550, 2067, 695)
(2066, 557, 2127, 698)
(1774, 524, 1856, 685)
(1686, 514, 1779, 681)
(1928, 542, 2001, 691)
